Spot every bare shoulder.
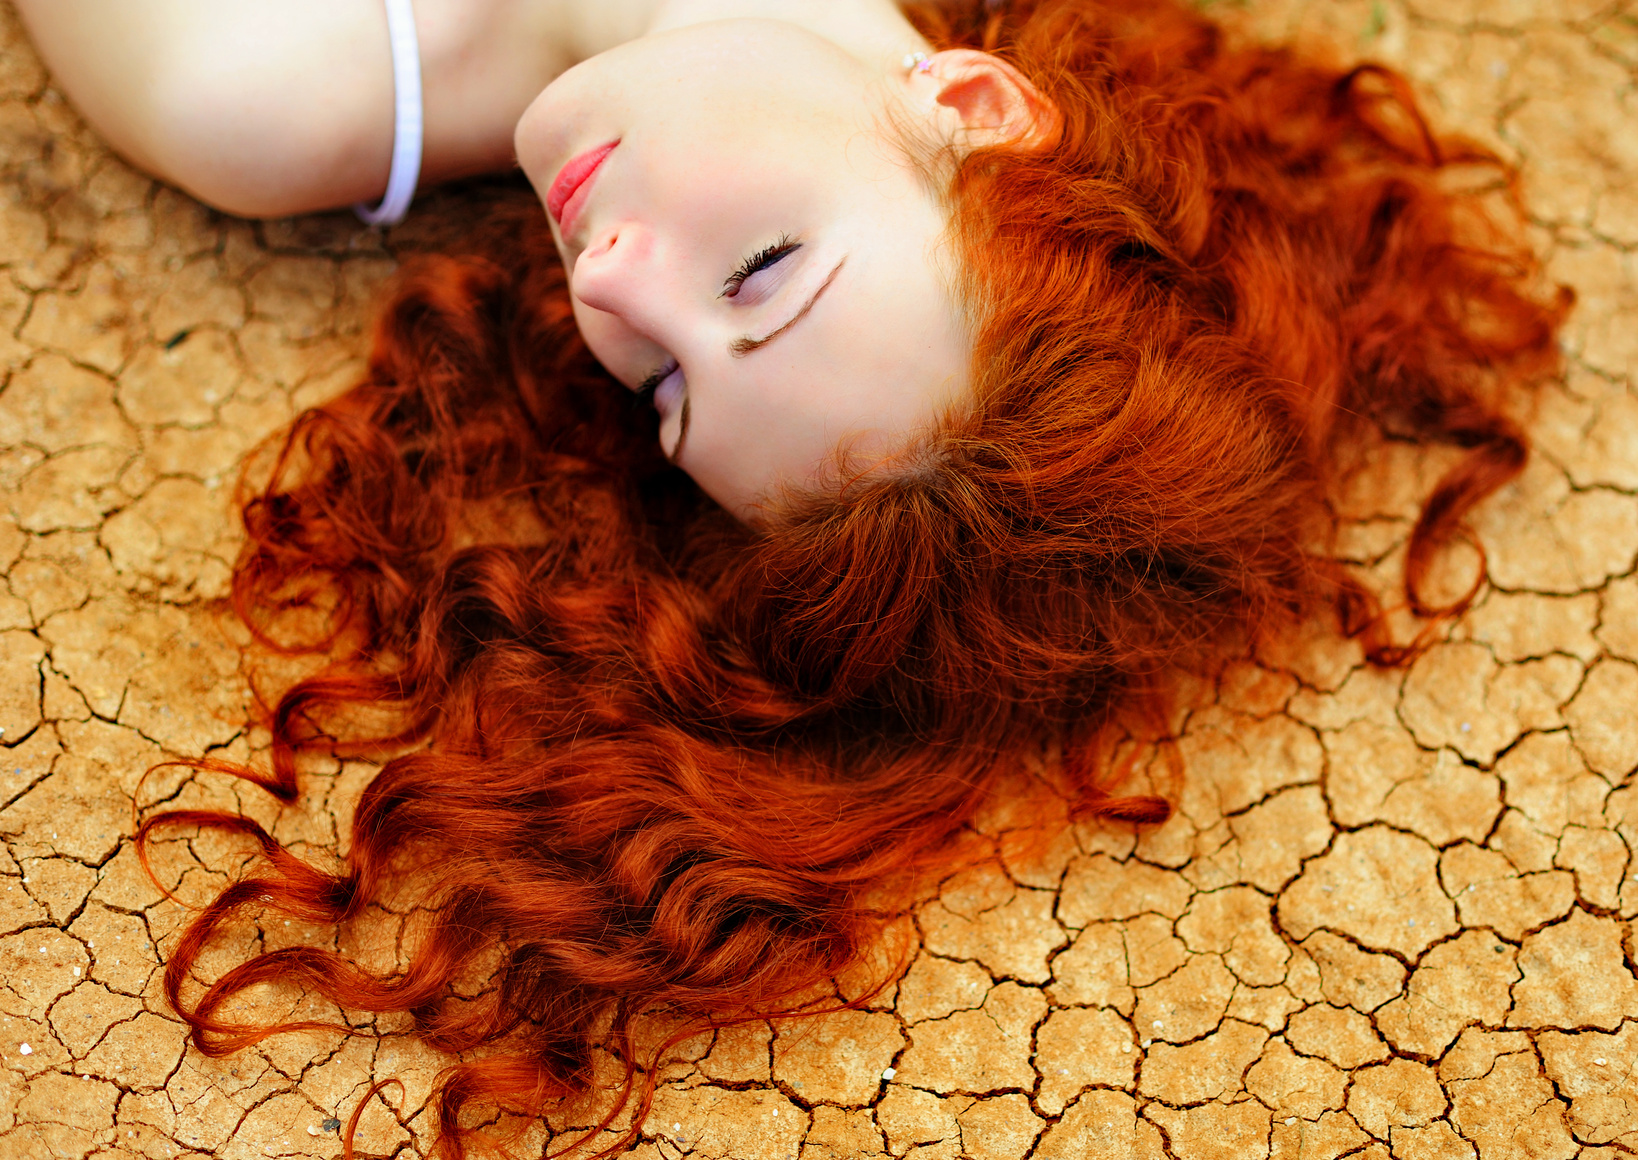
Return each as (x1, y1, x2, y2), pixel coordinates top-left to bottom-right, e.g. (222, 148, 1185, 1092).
(12, 0, 597, 218)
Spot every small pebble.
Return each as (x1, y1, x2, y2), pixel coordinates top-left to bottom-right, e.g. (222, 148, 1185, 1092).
(1120, 1042, 1131, 1053)
(72, 967, 80, 977)
(322, 1119, 341, 1132)
(1595, 1058, 1607, 1066)
(306, 1126, 322, 1138)
(881, 1067, 896, 1081)
(1285, 1116, 1296, 1125)
(18, 1043, 30, 1056)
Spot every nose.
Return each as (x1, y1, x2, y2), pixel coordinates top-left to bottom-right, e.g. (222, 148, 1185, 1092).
(569, 222, 663, 321)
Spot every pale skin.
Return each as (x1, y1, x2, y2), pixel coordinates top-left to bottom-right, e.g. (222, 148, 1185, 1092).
(16, 0, 1047, 516)
(13, 0, 656, 217)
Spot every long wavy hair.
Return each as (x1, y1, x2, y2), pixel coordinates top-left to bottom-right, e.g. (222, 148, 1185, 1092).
(139, 0, 1566, 1155)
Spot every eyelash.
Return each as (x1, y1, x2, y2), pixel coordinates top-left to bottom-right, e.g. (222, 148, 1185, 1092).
(721, 235, 800, 298)
(633, 236, 799, 408)
(634, 367, 666, 409)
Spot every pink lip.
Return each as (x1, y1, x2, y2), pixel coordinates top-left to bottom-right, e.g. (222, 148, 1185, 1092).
(546, 140, 618, 238)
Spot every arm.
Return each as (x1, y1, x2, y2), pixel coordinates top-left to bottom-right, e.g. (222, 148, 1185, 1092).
(13, 0, 580, 218)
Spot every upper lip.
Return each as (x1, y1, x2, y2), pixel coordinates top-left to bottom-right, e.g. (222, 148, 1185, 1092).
(546, 140, 618, 238)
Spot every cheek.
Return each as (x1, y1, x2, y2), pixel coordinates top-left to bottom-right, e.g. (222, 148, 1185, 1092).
(570, 298, 634, 377)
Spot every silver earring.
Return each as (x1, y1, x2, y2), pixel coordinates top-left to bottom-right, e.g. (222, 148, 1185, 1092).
(902, 51, 933, 74)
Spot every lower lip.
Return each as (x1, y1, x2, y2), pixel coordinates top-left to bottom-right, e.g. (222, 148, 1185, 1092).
(547, 140, 618, 238)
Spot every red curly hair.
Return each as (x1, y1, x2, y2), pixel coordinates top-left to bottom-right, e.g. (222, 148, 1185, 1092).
(140, 0, 1565, 1155)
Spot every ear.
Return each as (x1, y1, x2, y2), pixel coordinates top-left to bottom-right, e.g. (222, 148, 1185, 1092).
(913, 49, 1058, 149)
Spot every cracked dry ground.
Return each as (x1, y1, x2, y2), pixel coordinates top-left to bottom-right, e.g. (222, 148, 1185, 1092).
(2, 0, 1638, 1157)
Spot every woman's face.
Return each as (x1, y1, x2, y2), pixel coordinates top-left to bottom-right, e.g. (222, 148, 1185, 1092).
(515, 19, 970, 519)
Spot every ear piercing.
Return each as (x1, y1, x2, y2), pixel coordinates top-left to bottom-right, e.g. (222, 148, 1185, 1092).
(903, 51, 934, 73)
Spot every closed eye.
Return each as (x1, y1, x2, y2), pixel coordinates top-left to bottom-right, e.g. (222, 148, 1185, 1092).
(721, 236, 800, 299)
(730, 257, 845, 357)
(634, 363, 671, 407)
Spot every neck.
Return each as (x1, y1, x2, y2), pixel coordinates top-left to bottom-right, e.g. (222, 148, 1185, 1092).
(644, 0, 928, 73)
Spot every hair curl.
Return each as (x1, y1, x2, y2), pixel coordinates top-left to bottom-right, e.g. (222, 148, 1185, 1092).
(139, 1, 1567, 1155)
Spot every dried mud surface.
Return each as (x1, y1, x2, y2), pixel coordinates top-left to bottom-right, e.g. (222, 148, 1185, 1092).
(3, 0, 1638, 1157)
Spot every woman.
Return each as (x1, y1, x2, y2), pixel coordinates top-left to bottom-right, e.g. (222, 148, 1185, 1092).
(17, 0, 1566, 1156)
(19, 0, 1035, 514)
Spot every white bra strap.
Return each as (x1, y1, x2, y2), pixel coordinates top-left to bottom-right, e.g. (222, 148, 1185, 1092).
(355, 0, 424, 226)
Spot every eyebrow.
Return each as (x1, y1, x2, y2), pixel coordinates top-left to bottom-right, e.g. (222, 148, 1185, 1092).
(729, 258, 846, 358)
(668, 396, 692, 465)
